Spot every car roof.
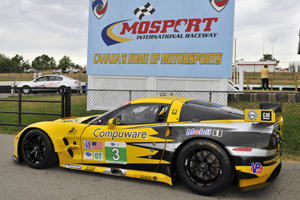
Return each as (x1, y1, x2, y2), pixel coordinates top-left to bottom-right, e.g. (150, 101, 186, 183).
(131, 96, 193, 104)
(38, 74, 74, 79)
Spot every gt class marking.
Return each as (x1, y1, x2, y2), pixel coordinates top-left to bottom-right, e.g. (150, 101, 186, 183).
(94, 152, 104, 161)
(93, 128, 147, 140)
(186, 128, 212, 136)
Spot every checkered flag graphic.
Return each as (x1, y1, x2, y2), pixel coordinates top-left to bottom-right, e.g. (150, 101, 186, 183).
(134, 2, 155, 20)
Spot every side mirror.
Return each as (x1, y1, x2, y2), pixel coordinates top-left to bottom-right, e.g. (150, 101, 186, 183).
(108, 118, 117, 127)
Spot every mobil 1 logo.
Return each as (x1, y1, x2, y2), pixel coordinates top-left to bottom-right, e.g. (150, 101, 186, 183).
(261, 111, 272, 121)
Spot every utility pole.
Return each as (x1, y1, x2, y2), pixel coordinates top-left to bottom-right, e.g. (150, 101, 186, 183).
(270, 37, 276, 58)
(234, 38, 236, 63)
(298, 29, 300, 54)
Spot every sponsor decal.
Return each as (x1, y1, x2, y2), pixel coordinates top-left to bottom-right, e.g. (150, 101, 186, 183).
(141, 175, 152, 180)
(212, 129, 223, 137)
(250, 162, 264, 174)
(68, 127, 77, 135)
(49, 83, 55, 86)
(186, 128, 212, 136)
(85, 167, 96, 172)
(92, 0, 108, 20)
(65, 164, 82, 170)
(261, 111, 272, 121)
(263, 155, 280, 165)
(247, 110, 258, 121)
(84, 152, 93, 159)
(92, 141, 103, 150)
(105, 142, 127, 164)
(172, 109, 177, 115)
(209, 0, 229, 12)
(93, 128, 147, 140)
(94, 152, 104, 161)
(134, 3, 155, 21)
(83, 140, 91, 149)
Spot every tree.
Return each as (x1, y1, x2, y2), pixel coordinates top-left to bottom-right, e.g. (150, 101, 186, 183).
(259, 54, 280, 64)
(11, 54, 30, 72)
(32, 54, 56, 70)
(0, 55, 15, 73)
(57, 55, 74, 69)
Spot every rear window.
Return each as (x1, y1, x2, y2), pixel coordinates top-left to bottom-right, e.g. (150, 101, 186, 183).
(179, 100, 244, 122)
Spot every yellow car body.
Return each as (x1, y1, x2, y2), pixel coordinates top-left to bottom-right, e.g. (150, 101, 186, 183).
(13, 96, 283, 195)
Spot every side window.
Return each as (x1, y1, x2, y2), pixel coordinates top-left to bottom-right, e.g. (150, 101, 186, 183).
(36, 77, 48, 82)
(113, 105, 159, 125)
(157, 106, 168, 123)
(93, 104, 170, 125)
(57, 77, 63, 81)
(49, 76, 58, 81)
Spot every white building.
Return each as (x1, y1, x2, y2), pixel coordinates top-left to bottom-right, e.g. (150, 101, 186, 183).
(236, 61, 277, 72)
(289, 61, 300, 72)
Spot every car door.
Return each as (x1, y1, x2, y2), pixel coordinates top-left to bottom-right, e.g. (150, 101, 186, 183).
(46, 76, 65, 88)
(81, 103, 170, 172)
(31, 76, 49, 92)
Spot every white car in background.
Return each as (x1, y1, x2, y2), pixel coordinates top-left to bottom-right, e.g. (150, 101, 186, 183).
(17, 75, 81, 94)
(62, 67, 80, 73)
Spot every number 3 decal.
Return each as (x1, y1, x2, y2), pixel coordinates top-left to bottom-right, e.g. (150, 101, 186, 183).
(105, 142, 127, 164)
(112, 148, 120, 161)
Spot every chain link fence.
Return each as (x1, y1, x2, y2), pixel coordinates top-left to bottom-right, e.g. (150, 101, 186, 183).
(1, 89, 299, 158)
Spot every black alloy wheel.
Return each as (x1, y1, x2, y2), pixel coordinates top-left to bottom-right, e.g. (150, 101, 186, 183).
(177, 139, 232, 195)
(21, 129, 58, 169)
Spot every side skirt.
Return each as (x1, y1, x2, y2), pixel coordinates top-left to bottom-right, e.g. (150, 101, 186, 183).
(60, 162, 172, 185)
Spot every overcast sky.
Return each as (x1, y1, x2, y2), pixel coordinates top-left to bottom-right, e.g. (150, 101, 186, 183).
(1, 0, 299, 68)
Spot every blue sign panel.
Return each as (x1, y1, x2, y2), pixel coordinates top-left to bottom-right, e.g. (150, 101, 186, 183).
(87, 0, 234, 78)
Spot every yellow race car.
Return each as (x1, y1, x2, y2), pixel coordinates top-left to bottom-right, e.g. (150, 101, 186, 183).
(12, 96, 283, 195)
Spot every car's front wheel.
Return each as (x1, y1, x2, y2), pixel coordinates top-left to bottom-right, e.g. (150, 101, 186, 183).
(22, 86, 31, 94)
(177, 139, 233, 196)
(21, 129, 58, 169)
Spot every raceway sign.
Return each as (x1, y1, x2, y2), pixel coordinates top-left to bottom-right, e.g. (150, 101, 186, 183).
(87, 0, 234, 78)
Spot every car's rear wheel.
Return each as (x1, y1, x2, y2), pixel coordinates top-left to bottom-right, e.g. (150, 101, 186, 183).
(59, 86, 66, 94)
(177, 139, 232, 196)
(21, 129, 58, 169)
(22, 86, 31, 94)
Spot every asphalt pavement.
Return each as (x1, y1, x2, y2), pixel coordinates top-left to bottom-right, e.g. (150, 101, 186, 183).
(1, 134, 300, 200)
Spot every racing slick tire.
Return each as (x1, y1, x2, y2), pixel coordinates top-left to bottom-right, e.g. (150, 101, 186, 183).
(177, 139, 232, 196)
(22, 86, 31, 94)
(21, 129, 58, 169)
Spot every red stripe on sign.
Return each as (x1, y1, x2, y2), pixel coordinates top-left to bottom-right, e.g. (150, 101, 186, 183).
(215, 0, 228, 7)
(96, 3, 107, 15)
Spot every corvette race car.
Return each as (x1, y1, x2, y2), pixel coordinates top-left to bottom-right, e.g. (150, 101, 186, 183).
(12, 96, 283, 195)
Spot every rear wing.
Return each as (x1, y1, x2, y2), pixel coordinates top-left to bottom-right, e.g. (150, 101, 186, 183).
(244, 103, 282, 123)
